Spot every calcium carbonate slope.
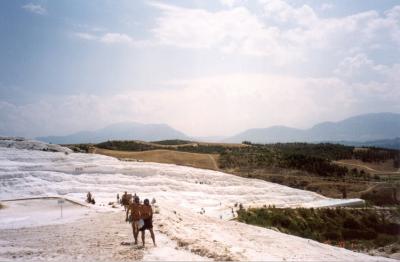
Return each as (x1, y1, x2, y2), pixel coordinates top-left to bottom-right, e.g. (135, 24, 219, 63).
(0, 139, 391, 261)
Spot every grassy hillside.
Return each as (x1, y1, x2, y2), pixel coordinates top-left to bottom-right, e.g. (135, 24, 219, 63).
(93, 148, 219, 170)
(69, 140, 400, 206)
(335, 159, 399, 173)
(96, 140, 247, 152)
(151, 139, 193, 145)
(217, 143, 399, 206)
(237, 206, 400, 253)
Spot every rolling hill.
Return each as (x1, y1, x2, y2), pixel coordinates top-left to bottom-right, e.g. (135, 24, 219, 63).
(36, 122, 189, 144)
(340, 137, 400, 150)
(226, 113, 400, 143)
(36, 113, 400, 145)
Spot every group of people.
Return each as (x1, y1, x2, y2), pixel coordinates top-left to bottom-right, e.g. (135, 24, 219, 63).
(120, 192, 156, 247)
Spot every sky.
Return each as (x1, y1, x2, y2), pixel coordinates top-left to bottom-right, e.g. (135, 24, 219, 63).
(0, 0, 399, 138)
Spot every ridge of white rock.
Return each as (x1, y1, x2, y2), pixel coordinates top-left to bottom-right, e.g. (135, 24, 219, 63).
(0, 139, 392, 261)
(0, 137, 72, 153)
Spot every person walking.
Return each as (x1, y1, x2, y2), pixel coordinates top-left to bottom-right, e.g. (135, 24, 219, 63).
(121, 191, 129, 211)
(126, 196, 142, 245)
(139, 198, 156, 247)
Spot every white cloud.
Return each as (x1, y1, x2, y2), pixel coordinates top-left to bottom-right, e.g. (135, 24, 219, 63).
(334, 53, 384, 79)
(6, 2, 399, 138)
(320, 3, 333, 11)
(260, 0, 318, 27)
(70, 23, 106, 32)
(74, 32, 97, 40)
(334, 53, 400, 100)
(74, 32, 151, 48)
(71, 2, 400, 71)
(150, 3, 304, 65)
(219, 0, 243, 8)
(1, 73, 399, 138)
(149, 2, 400, 69)
(258, 1, 400, 55)
(100, 33, 134, 44)
(22, 3, 46, 15)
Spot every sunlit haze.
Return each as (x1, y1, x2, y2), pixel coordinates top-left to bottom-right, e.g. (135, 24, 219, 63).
(1, 0, 399, 138)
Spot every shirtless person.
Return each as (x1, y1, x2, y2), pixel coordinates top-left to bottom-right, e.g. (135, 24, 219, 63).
(121, 191, 130, 211)
(126, 196, 141, 244)
(139, 198, 156, 247)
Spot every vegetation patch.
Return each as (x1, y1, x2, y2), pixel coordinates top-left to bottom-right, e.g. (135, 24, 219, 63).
(97, 140, 158, 151)
(94, 140, 399, 177)
(67, 144, 92, 153)
(151, 139, 193, 145)
(218, 143, 400, 206)
(219, 143, 353, 178)
(361, 185, 400, 206)
(237, 207, 400, 252)
(97, 140, 243, 154)
(219, 143, 399, 178)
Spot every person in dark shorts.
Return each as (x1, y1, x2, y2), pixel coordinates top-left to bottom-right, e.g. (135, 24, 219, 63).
(140, 198, 156, 247)
(121, 192, 132, 211)
(126, 196, 142, 244)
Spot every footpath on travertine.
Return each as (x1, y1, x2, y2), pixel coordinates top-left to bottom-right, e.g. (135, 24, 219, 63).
(0, 205, 207, 262)
(1, 203, 395, 262)
(0, 211, 144, 261)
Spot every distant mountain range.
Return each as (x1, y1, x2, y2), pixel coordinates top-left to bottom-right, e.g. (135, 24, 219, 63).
(339, 137, 400, 150)
(37, 122, 189, 144)
(36, 113, 400, 146)
(225, 112, 400, 144)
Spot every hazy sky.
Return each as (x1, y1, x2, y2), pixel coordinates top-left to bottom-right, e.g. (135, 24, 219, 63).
(1, 0, 399, 138)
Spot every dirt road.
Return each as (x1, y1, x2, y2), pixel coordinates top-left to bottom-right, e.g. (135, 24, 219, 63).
(334, 160, 400, 174)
